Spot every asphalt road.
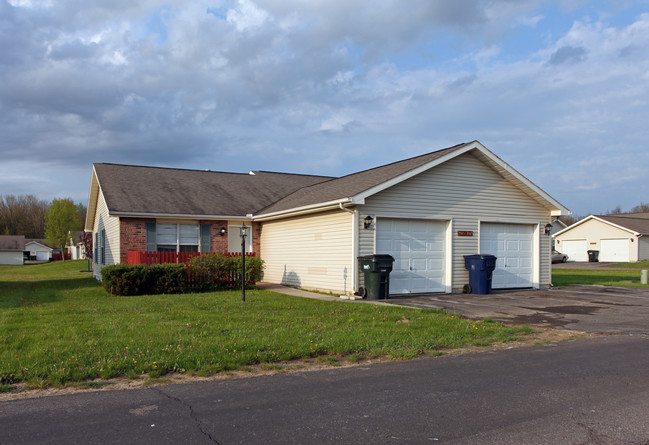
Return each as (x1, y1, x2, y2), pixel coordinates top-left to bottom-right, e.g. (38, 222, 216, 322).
(2, 335, 649, 444)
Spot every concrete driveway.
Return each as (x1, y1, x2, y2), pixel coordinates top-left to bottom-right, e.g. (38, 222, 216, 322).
(389, 285, 649, 335)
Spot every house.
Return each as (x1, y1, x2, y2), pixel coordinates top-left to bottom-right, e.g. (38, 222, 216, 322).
(549, 219, 567, 250)
(25, 239, 53, 261)
(0, 235, 25, 265)
(85, 141, 569, 294)
(67, 231, 86, 260)
(553, 213, 649, 262)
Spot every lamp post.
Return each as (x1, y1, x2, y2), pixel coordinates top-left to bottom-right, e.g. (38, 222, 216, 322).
(240, 223, 248, 302)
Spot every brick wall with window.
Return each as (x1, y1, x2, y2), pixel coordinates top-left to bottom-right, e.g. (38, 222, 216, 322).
(119, 218, 154, 264)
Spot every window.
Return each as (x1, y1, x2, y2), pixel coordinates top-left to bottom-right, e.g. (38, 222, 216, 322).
(228, 224, 252, 253)
(156, 224, 199, 253)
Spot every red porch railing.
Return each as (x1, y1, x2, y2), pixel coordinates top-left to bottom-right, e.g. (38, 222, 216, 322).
(126, 250, 255, 266)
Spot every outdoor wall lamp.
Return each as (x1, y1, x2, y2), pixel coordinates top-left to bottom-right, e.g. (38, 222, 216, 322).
(544, 223, 553, 236)
(219, 227, 227, 236)
(364, 215, 374, 229)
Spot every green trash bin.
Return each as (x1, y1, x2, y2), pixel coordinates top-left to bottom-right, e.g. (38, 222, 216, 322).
(358, 254, 395, 300)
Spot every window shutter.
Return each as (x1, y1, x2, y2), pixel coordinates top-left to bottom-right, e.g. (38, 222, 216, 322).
(145, 222, 157, 252)
(101, 230, 106, 265)
(200, 224, 211, 253)
(94, 232, 98, 263)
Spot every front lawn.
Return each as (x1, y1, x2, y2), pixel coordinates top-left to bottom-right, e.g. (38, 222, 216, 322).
(1, 261, 530, 388)
(552, 268, 649, 287)
(611, 260, 649, 269)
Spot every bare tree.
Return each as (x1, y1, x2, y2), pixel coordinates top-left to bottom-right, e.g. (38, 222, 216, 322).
(0, 194, 49, 238)
(629, 202, 649, 213)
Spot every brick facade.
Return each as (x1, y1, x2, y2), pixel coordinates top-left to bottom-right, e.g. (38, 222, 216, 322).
(120, 218, 260, 263)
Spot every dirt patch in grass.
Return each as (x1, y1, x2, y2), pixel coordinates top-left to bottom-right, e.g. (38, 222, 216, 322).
(0, 327, 604, 402)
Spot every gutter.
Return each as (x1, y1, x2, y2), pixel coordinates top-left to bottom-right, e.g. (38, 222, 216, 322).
(339, 203, 358, 294)
(252, 198, 353, 221)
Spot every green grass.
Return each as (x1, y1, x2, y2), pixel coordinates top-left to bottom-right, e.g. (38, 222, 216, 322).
(1, 261, 530, 388)
(552, 268, 649, 287)
(611, 260, 649, 269)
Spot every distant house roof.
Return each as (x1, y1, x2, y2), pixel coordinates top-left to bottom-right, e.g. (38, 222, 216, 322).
(597, 212, 649, 235)
(86, 140, 569, 229)
(0, 235, 25, 251)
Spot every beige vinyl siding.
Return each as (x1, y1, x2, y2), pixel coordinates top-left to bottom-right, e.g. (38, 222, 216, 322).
(638, 236, 649, 261)
(260, 210, 354, 294)
(359, 152, 552, 292)
(92, 189, 121, 279)
(554, 219, 638, 262)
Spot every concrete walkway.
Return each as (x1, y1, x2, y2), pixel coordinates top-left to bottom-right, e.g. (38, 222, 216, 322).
(257, 282, 393, 306)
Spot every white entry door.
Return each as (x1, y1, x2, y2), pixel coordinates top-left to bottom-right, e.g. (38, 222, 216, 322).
(559, 239, 588, 262)
(376, 218, 447, 293)
(480, 223, 534, 289)
(599, 239, 630, 262)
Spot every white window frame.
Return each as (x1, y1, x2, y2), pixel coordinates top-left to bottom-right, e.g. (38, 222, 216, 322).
(156, 223, 200, 253)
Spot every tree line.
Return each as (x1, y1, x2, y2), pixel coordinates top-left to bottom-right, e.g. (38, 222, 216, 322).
(0, 194, 86, 241)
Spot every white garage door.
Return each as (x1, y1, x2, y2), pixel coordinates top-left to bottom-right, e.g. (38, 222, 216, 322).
(36, 251, 50, 261)
(600, 239, 629, 262)
(376, 218, 446, 294)
(480, 223, 534, 289)
(559, 239, 588, 262)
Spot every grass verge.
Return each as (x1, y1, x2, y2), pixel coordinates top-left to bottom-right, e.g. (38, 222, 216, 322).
(552, 268, 649, 287)
(1, 261, 531, 389)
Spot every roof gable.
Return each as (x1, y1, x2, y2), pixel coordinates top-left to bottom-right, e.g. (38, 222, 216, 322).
(256, 141, 569, 217)
(554, 213, 649, 237)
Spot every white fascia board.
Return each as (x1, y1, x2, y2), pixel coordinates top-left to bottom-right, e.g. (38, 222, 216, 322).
(252, 198, 353, 221)
(470, 143, 571, 215)
(84, 167, 99, 231)
(109, 211, 252, 221)
(591, 216, 640, 236)
(552, 215, 595, 237)
(25, 241, 52, 250)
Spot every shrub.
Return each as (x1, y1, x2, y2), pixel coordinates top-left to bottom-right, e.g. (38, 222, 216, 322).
(187, 254, 265, 291)
(101, 263, 187, 296)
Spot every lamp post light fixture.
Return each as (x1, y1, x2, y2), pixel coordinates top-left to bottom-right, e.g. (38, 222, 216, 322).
(363, 215, 374, 229)
(219, 227, 227, 236)
(240, 223, 248, 302)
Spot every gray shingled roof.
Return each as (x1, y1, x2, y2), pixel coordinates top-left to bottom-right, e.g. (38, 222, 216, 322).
(0, 235, 25, 250)
(94, 164, 333, 216)
(597, 212, 649, 234)
(257, 142, 470, 215)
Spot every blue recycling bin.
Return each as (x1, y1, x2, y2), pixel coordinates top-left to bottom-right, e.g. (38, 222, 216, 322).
(463, 254, 497, 294)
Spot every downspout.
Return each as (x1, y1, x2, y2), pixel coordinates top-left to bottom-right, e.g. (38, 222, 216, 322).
(339, 203, 358, 294)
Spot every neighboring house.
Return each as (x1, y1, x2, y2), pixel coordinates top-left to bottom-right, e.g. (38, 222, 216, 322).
(549, 219, 568, 250)
(554, 213, 649, 262)
(67, 231, 86, 260)
(25, 239, 53, 261)
(85, 141, 569, 294)
(0, 235, 25, 265)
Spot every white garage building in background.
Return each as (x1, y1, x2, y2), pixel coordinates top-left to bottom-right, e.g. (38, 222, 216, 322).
(553, 213, 649, 262)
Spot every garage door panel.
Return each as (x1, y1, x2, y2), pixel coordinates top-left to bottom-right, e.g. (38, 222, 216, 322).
(559, 240, 587, 262)
(480, 223, 534, 289)
(600, 239, 629, 262)
(376, 218, 447, 293)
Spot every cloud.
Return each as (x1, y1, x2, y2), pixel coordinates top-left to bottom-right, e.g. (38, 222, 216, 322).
(547, 45, 587, 65)
(0, 1, 648, 215)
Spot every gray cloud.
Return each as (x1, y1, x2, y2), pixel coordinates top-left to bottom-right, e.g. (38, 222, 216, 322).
(547, 45, 587, 65)
(0, 0, 648, 215)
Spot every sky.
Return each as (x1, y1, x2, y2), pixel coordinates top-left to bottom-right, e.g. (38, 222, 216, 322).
(1, 0, 648, 217)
